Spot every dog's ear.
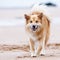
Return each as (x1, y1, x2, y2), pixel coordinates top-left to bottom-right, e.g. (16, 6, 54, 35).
(24, 14, 30, 20)
(38, 13, 43, 19)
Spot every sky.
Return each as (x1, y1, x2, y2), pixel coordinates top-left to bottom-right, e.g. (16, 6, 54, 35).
(0, 0, 60, 8)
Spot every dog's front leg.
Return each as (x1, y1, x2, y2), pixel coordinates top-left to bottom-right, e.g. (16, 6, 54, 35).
(35, 44, 42, 56)
(41, 31, 46, 55)
(29, 39, 35, 57)
(41, 40, 46, 56)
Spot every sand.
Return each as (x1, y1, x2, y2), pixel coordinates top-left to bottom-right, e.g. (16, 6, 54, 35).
(0, 44, 60, 60)
(0, 7, 60, 60)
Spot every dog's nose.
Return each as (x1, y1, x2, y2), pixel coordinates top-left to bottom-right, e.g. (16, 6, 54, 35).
(32, 25, 35, 28)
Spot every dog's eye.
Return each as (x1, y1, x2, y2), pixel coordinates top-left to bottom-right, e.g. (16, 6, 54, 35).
(36, 21, 38, 23)
(30, 21, 32, 23)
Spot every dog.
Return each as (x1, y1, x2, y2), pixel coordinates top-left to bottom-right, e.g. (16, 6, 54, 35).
(24, 11, 50, 57)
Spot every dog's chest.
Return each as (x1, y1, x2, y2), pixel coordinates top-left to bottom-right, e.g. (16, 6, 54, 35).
(28, 33, 41, 41)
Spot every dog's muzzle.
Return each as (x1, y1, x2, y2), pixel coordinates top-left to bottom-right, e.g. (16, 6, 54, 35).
(31, 25, 38, 31)
(26, 23, 42, 32)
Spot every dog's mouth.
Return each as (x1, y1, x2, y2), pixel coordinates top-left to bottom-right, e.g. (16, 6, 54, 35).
(31, 25, 38, 31)
(32, 28, 37, 31)
(26, 23, 42, 32)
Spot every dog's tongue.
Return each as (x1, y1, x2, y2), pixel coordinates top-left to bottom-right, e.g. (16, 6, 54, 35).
(32, 28, 36, 31)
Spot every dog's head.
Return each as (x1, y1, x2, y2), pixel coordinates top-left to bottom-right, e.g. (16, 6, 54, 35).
(24, 12, 43, 33)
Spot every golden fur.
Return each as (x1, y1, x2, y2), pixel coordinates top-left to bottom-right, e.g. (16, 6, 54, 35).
(24, 11, 50, 57)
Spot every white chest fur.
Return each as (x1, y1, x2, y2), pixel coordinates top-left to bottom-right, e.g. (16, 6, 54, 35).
(28, 32, 41, 42)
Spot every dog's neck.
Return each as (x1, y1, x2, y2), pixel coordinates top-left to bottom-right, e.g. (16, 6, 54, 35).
(28, 28, 44, 41)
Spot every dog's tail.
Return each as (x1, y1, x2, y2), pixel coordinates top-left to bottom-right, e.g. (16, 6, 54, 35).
(31, 4, 47, 13)
(31, 3, 51, 21)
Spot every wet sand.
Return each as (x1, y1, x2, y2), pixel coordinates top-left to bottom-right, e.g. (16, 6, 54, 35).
(0, 44, 60, 60)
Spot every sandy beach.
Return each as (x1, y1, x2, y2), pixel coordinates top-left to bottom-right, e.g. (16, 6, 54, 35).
(0, 21, 59, 60)
(0, 44, 60, 60)
(0, 7, 60, 60)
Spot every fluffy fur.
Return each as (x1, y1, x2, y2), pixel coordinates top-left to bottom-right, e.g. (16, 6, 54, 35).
(24, 11, 50, 57)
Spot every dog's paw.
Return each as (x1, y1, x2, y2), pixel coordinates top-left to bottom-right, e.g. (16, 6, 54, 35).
(31, 53, 35, 57)
(34, 51, 40, 57)
(40, 54, 45, 56)
(41, 49, 46, 56)
(30, 51, 34, 56)
(31, 52, 37, 57)
(34, 53, 40, 57)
